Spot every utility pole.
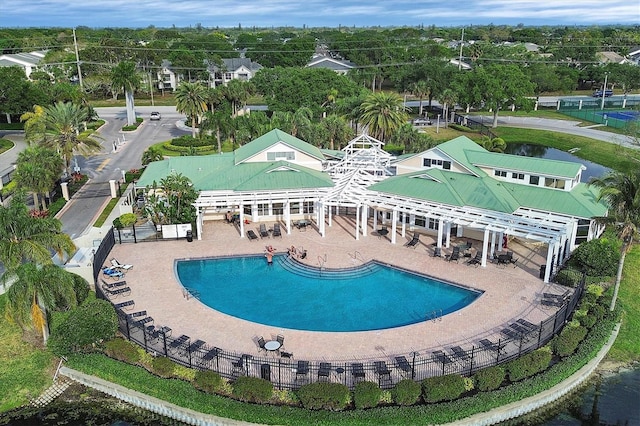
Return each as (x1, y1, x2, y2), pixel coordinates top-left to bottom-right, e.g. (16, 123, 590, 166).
(458, 28, 465, 71)
(600, 72, 609, 110)
(73, 28, 83, 91)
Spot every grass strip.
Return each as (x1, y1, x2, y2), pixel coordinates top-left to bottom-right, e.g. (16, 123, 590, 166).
(94, 198, 119, 227)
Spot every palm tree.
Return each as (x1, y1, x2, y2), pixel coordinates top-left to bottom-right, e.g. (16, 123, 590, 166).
(438, 88, 457, 128)
(291, 107, 314, 139)
(40, 102, 102, 176)
(110, 61, 141, 126)
(409, 81, 430, 117)
(20, 105, 46, 145)
(175, 82, 208, 138)
(0, 196, 76, 272)
(321, 114, 353, 150)
(223, 79, 253, 117)
(2, 263, 77, 343)
(14, 146, 64, 210)
(141, 146, 164, 165)
(359, 92, 408, 141)
(478, 136, 507, 153)
(588, 170, 640, 311)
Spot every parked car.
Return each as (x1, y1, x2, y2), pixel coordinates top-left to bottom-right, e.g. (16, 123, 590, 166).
(150, 111, 161, 120)
(412, 117, 432, 126)
(592, 90, 613, 98)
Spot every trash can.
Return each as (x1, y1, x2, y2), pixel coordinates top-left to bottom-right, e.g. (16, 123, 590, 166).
(539, 265, 546, 279)
(186, 230, 193, 242)
(261, 363, 271, 381)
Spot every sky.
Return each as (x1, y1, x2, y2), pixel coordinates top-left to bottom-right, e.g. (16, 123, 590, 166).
(1, 0, 638, 28)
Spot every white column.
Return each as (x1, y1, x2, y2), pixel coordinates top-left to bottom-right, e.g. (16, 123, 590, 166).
(196, 207, 203, 240)
(355, 205, 360, 240)
(391, 209, 398, 244)
(437, 219, 444, 248)
(498, 231, 504, 251)
(445, 223, 451, 248)
(481, 228, 490, 267)
(569, 222, 578, 253)
(108, 180, 117, 198)
(239, 206, 245, 238)
(373, 210, 378, 229)
(543, 241, 555, 283)
(61, 182, 70, 201)
(319, 203, 326, 237)
(328, 205, 332, 227)
(361, 205, 368, 237)
(285, 200, 291, 235)
(401, 212, 406, 238)
(490, 231, 497, 257)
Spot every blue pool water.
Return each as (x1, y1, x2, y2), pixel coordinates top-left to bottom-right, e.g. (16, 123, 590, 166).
(175, 255, 482, 332)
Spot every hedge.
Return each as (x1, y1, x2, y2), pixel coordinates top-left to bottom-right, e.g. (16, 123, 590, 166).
(162, 141, 215, 153)
(194, 370, 224, 394)
(473, 366, 505, 392)
(232, 376, 273, 403)
(353, 381, 382, 409)
(553, 325, 588, 357)
(390, 379, 421, 406)
(296, 382, 351, 411)
(505, 347, 553, 382)
(422, 374, 466, 403)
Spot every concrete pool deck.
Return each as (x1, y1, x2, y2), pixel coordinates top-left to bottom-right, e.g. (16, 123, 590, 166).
(106, 216, 566, 361)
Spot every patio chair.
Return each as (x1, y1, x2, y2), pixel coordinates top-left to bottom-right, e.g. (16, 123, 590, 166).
(395, 356, 412, 377)
(232, 356, 246, 376)
(446, 246, 460, 263)
(296, 361, 310, 382)
(374, 361, 392, 386)
(450, 346, 470, 361)
(110, 258, 133, 271)
(352, 363, 366, 384)
(404, 233, 420, 248)
(318, 362, 332, 381)
(280, 351, 293, 359)
(466, 251, 482, 267)
(272, 223, 282, 238)
(257, 336, 266, 352)
(432, 350, 452, 364)
(479, 338, 500, 352)
(247, 230, 259, 241)
(377, 226, 389, 238)
(259, 224, 270, 239)
(276, 334, 285, 350)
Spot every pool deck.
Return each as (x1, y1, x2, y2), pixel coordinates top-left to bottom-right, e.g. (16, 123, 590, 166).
(107, 217, 566, 361)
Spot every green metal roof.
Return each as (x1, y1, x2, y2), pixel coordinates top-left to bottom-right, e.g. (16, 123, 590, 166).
(136, 155, 333, 192)
(368, 169, 606, 219)
(466, 151, 583, 179)
(234, 129, 325, 164)
(433, 136, 487, 176)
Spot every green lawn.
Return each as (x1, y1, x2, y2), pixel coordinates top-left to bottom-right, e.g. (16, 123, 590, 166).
(0, 138, 14, 155)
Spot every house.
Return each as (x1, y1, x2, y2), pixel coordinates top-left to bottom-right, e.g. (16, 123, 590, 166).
(157, 57, 263, 91)
(596, 51, 626, 65)
(209, 57, 263, 87)
(0, 50, 46, 78)
(306, 53, 356, 75)
(625, 46, 640, 66)
(135, 132, 607, 283)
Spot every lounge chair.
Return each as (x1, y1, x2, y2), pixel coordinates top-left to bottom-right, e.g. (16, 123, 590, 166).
(101, 279, 127, 290)
(272, 223, 282, 238)
(509, 322, 533, 337)
(257, 336, 266, 352)
(404, 233, 420, 248)
(105, 286, 131, 298)
(188, 339, 206, 353)
(114, 300, 135, 311)
(126, 310, 147, 320)
(259, 224, 270, 239)
(247, 230, 259, 241)
(479, 338, 499, 352)
(466, 251, 482, 267)
(102, 267, 125, 279)
(111, 258, 133, 270)
(374, 361, 392, 386)
(395, 356, 412, 377)
(446, 246, 460, 263)
(352, 363, 365, 383)
(516, 318, 537, 332)
(168, 334, 190, 353)
(541, 298, 565, 308)
(202, 347, 220, 362)
(501, 327, 521, 340)
(149, 325, 172, 340)
(432, 350, 452, 364)
(542, 290, 571, 302)
(450, 346, 470, 361)
(318, 362, 332, 381)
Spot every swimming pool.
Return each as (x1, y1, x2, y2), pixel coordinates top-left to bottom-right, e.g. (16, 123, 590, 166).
(175, 255, 482, 332)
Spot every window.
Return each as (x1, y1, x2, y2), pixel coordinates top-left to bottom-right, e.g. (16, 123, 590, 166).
(511, 172, 524, 180)
(529, 175, 540, 185)
(243, 205, 252, 215)
(415, 216, 426, 227)
(272, 203, 284, 215)
(575, 219, 590, 244)
(425, 159, 452, 170)
(494, 170, 507, 177)
(290, 202, 301, 214)
(303, 201, 314, 214)
(427, 218, 440, 230)
(423, 158, 431, 167)
(257, 203, 269, 216)
(224, 72, 233, 80)
(238, 73, 249, 80)
(545, 178, 565, 189)
(443, 161, 451, 170)
(267, 151, 295, 161)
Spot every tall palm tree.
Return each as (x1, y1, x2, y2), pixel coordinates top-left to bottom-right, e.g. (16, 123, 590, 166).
(175, 82, 208, 138)
(223, 79, 252, 117)
(40, 102, 102, 176)
(14, 146, 64, 210)
(110, 61, 141, 126)
(0, 196, 76, 272)
(141, 146, 164, 166)
(359, 92, 408, 141)
(438, 88, 458, 128)
(20, 105, 46, 145)
(291, 107, 314, 139)
(588, 170, 640, 311)
(2, 263, 77, 343)
(321, 114, 353, 150)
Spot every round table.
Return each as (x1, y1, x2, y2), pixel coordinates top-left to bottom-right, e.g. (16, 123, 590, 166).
(264, 340, 281, 352)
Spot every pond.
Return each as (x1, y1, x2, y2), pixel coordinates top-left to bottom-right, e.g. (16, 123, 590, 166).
(504, 143, 610, 182)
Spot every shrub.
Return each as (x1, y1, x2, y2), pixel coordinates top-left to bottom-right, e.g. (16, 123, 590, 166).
(231, 376, 273, 403)
(554, 268, 582, 287)
(193, 370, 224, 394)
(553, 324, 588, 357)
(152, 356, 177, 378)
(169, 135, 215, 147)
(1, 180, 17, 197)
(174, 365, 196, 381)
(391, 379, 422, 406)
(422, 374, 466, 403)
(104, 338, 141, 364)
(473, 365, 505, 391)
(568, 237, 619, 277)
(353, 381, 382, 409)
(296, 382, 351, 410)
(505, 347, 552, 382)
(162, 141, 214, 154)
(449, 123, 475, 132)
(47, 299, 118, 356)
(70, 273, 90, 305)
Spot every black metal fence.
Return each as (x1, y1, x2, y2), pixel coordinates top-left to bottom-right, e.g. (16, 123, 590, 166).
(95, 271, 584, 391)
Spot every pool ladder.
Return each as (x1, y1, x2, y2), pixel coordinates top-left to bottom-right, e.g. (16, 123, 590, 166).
(427, 309, 443, 323)
(317, 254, 327, 270)
(349, 250, 365, 264)
(182, 287, 201, 301)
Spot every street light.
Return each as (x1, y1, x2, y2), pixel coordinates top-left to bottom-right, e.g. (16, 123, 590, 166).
(600, 72, 609, 111)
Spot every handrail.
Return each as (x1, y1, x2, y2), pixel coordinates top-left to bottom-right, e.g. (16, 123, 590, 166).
(317, 254, 326, 269)
(53, 356, 67, 382)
